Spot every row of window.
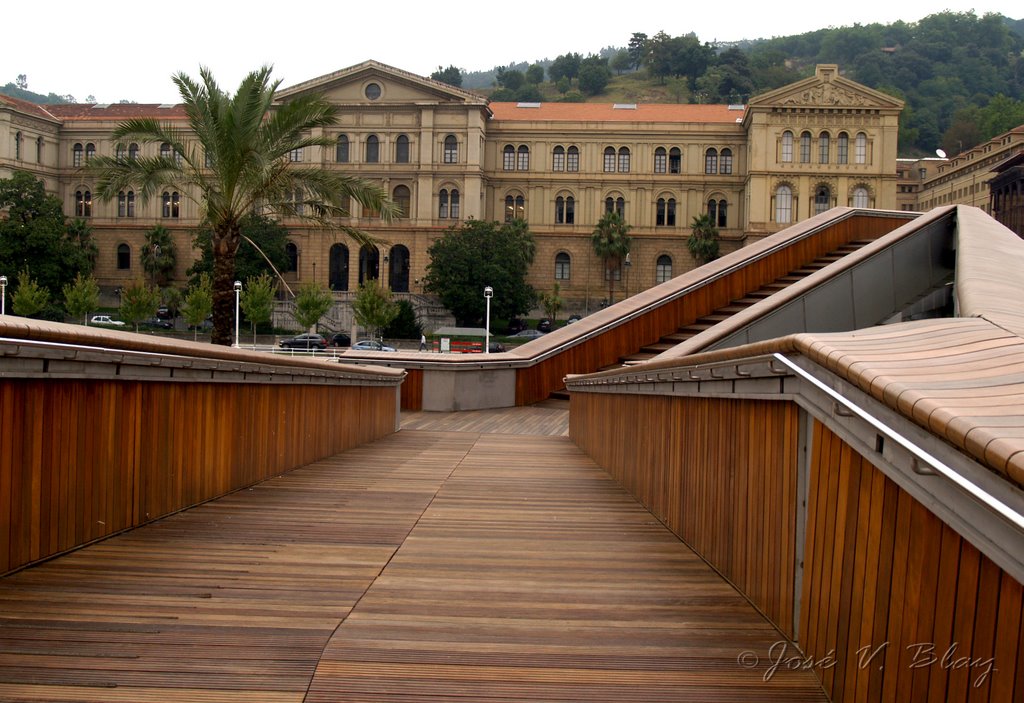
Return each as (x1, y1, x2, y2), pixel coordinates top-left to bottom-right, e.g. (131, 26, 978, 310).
(780, 131, 868, 165)
(773, 185, 872, 223)
(553, 252, 676, 284)
(504, 144, 733, 175)
(75, 189, 181, 218)
(12, 132, 45, 162)
(518, 193, 730, 227)
(72, 141, 183, 167)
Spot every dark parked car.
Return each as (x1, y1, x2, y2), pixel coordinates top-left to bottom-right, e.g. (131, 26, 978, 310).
(510, 329, 546, 340)
(506, 318, 527, 335)
(566, 314, 582, 324)
(279, 333, 327, 350)
(141, 317, 173, 329)
(330, 333, 351, 347)
(536, 318, 552, 333)
(156, 306, 172, 320)
(488, 341, 506, 353)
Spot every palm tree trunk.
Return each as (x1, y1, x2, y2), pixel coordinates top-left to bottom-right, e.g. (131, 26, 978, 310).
(211, 224, 241, 346)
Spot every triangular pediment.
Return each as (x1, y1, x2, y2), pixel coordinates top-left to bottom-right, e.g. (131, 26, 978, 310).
(748, 64, 904, 111)
(276, 60, 488, 108)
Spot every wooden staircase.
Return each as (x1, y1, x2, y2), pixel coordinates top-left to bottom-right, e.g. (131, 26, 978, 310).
(616, 240, 873, 367)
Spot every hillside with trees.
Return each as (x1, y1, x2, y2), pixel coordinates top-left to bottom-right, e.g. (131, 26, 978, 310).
(451, 11, 1024, 157)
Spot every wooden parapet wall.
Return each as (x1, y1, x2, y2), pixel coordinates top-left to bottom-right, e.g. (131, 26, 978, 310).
(0, 323, 403, 575)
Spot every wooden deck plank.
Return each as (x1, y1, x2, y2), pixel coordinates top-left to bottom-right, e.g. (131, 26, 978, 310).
(1, 408, 825, 702)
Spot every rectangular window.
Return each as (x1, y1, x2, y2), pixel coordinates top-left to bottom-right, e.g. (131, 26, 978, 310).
(654, 152, 666, 173)
(517, 149, 529, 171)
(553, 151, 564, 171)
(289, 148, 303, 162)
(720, 152, 732, 175)
(669, 152, 681, 173)
(604, 151, 615, 172)
(566, 149, 579, 172)
(503, 150, 515, 171)
(618, 151, 630, 173)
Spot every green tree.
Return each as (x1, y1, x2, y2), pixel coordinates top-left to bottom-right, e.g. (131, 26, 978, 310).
(591, 212, 632, 305)
(293, 280, 333, 332)
(610, 50, 633, 75)
(578, 56, 611, 96)
(525, 63, 545, 85)
(239, 273, 277, 346)
(430, 65, 463, 88)
(383, 299, 423, 340)
(352, 280, 399, 341)
(0, 172, 94, 303)
(628, 33, 649, 71)
(188, 213, 291, 289)
(11, 270, 50, 318)
(548, 53, 582, 82)
(425, 219, 536, 326)
(688, 214, 720, 265)
(496, 66, 525, 91)
(63, 273, 100, 324)
(119, 279, 161, 331)
(162, 286, 183, 319)
(141, 224, 176, 286)
(181, 274, 213, 341)
(87, 66, 396, 346)
(538, 283, 563, 323)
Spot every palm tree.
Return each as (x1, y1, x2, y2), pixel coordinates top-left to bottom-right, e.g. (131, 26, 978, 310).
(88, 66, 396, 345)
(591, 211, 632, 306)
(141, 224, 176, 286)
(688, 213, 720, 265)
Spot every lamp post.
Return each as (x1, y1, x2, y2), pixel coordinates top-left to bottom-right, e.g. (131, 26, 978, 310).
(233, 280, 242, 348)
(624, 252, 632, 299)
(0, 275, 6, 315)
(484, 286, 493, 354)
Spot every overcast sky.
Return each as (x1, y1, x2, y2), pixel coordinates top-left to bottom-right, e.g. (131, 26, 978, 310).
(5, 1, 1022, 104)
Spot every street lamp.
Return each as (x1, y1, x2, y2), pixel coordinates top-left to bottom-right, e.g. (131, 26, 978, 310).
(624, 252, 632, 299)
(233, 280, 242, 348)
(484, 286, 493, 354)
(0, 275, 7, 315)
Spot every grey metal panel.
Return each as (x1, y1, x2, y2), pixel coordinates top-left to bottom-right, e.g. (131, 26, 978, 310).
(851, 250, 897, 328)
(744, 301, 808, 343)
(891, 231, 935, 303)
(803, 270, 857, 333)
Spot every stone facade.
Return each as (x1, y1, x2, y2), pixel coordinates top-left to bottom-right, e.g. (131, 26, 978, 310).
(1, 62, 903, 312)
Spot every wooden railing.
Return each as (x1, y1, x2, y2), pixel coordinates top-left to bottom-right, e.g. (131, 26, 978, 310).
(0, 320, 404, 575)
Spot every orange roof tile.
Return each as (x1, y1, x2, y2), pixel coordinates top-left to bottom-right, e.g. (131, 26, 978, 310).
(488, 102, 746, 124)
(44, 103, 189, 120)
(0, 94, 60, 121)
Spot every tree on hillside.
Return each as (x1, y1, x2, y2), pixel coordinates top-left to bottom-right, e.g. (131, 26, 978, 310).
(87, 66, 396, 345)
(431, 65, 463, 87)
(628, 33, 649, 71)
(425, 219, 536, 326)
(591, 212, 631, 306)
(549, 53, 582, 82)
(525, 64, 545, 85)
(578, 55, 611, 96)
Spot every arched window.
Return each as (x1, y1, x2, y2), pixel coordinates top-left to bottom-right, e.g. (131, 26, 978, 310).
(656, 198, 676, 227)
(656, 255, 673, 284)
(85, 143, 95, 161)
(329, 243, 349, 291)
(115, 143, 126, 162)
(814, 185, 831, 215)
(819, 132, 830, 163)
(503, 144, 516, 170)
(160, 142, 172, 160)
(36, 136, 44, 162)
(837, 133, 849, 164)
(603, 146, 616, 172)
(554, 252, 571, 280)
(707, 199, 717, 223)
(396, 134, 410, 163)
(669, 147, 682, 174)
(704, 148, 718, 174)
(715, 199, 728, 227)
(284, 242, 298, 272)
(517, 145, 530, 170)
(128, 143, 139, 161)
(336, 135, 349, 163)
(781, 131, 793, 163)
(555, 195, 575, 224)
(566, 145, 579, 172)
(505, 193, 525, 222)
(359, 245, 380, 285)
(855, 132, 867, 164)
(852, 187, 870, 208)
(439, 189, 449, 219)
(654, 147, 667, 174)
(604, 196, 625, 217)
(161, 191, 180, 219)
(73, 143, 83, 167)
(388, 245, 410, 292)
(365, 135, 379, 163)
(450, 189, 460, 219)
(117, 191, 126, 217)
(800, 132, 811, 163)
(75, 189, 92, 217)
(552, 145, 565, 172)
(443, 135, 457, 164)
(117, 244, 131, 270)
(127, 191, 135, 217)
(15, 132, 22, 160)
(618, 147, 630, 173)
(775, 185, 793, 224)
(393, 185, 410, 218)
(720, 148, 733, 175)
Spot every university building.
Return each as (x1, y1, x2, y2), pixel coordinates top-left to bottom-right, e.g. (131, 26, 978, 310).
(0, 62, 903, 311)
